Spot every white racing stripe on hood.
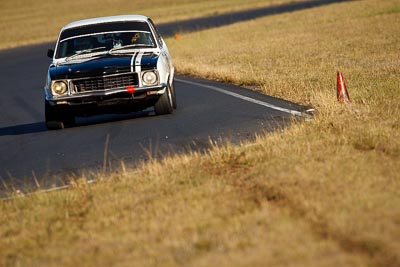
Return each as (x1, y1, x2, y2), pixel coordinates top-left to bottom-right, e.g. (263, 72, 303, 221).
(135, 51, 145, 73)
(130, 52, 137, 73)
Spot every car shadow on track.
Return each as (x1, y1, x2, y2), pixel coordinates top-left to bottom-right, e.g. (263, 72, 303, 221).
(74, 110, 153, 128)
(0, 122, 47, 136)
(0, 110, 153, 136)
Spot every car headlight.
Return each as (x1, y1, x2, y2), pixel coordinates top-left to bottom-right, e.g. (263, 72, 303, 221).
(51, 81, 68, 95)
(142, 71, 158, 86)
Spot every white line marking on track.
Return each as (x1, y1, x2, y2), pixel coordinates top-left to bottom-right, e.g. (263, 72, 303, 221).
(175, 78, 303, 116)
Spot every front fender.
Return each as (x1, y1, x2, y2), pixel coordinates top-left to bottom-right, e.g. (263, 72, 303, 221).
(157, 56, 169, 85)
(43, 69, 52, 98)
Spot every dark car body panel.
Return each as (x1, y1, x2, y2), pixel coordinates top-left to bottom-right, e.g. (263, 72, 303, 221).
(44, 15, 175, 129)
(49, 54, 159, 80)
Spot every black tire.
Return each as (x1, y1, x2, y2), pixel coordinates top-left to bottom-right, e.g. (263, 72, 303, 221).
(154, 84, 174, 115)
(45, 101, 75, 130)
(171, 81, 177, 109)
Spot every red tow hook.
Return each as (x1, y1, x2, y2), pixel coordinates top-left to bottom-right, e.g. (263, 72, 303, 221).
(126, 85, 135, 94)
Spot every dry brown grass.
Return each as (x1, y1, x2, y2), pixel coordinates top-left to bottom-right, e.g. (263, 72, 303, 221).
(0, 0, 296, 50)
(169, 0, 400, 106)
(1, 0, 400, 266)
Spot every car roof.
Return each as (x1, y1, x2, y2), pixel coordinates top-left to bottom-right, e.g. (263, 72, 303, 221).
(62, 15, 149, 30)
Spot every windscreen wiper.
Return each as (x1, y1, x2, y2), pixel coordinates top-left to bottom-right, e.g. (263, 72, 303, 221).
(66, 46, 107, 61)
(109, 44, 154, 53)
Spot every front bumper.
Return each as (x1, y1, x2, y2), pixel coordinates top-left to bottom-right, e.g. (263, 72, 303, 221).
(45, 83, 167, 116)
(45, 83, 167, 103)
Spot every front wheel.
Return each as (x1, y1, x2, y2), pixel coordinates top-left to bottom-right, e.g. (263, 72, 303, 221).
(45, 101, 75, 130)
(171, 81, 177, 109)
(154, 84, 174, 115)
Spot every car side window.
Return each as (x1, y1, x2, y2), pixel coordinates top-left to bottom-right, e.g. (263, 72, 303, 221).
(148, 19, 163, 48)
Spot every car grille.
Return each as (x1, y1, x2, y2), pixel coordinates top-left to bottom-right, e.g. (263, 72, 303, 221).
(72, 73, 139, 93)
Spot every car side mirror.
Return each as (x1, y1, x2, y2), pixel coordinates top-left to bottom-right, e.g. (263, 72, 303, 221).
(47, 49, 54, 58)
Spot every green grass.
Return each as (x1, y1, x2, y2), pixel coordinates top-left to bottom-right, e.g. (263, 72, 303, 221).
(1, 0, 400, 266)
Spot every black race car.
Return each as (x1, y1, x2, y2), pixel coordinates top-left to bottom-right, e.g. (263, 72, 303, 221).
(44, 15, 176, 129)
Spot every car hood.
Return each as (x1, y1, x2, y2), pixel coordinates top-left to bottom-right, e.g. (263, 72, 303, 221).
(49, 53, 159, 80)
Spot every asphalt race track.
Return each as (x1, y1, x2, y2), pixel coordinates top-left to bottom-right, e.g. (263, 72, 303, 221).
(0, 42, 308, 191)
(0, 1, 347, 194)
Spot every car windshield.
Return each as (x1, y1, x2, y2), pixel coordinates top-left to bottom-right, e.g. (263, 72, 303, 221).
(55, 21, 157, 58)
(56, 31, 156, 58)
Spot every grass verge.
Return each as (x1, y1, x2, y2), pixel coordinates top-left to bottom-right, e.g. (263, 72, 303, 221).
(1, 0, 399, 266)
(0, 0, 297, 50)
